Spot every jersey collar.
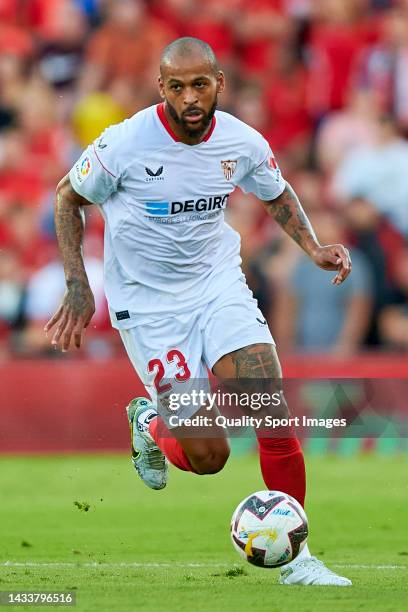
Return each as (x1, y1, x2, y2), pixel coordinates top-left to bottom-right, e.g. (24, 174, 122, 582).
(156, 103, 216, 144)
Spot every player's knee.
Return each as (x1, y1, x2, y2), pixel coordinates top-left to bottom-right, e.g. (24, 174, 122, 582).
(191, 446, 230, 475)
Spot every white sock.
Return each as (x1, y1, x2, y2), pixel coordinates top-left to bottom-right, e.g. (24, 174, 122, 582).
(286, 542, 311, 567)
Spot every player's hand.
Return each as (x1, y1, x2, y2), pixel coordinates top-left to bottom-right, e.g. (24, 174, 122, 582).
(310, 244, 352, 286)
(44, 280, 95, 351)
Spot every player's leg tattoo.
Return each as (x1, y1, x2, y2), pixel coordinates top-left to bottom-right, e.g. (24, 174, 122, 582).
(230, 343, 282, 379)
(213, 343, 289, 420)
(213, 343, 281, 379)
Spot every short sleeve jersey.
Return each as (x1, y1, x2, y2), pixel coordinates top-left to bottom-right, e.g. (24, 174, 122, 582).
(69, 104, 285, 328)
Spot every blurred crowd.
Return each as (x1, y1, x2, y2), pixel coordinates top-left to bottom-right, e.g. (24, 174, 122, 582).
(1, 0, 408, 359)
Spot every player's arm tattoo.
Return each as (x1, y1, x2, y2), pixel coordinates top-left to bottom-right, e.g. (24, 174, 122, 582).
(44, 176, 95, 347)
(55, 176, 93, 305)
(262, 182, 320, 256)
(55, 176, 88, 281)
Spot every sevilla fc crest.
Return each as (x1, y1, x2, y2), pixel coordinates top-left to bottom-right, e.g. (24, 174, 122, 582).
(221, 159, 237, 181)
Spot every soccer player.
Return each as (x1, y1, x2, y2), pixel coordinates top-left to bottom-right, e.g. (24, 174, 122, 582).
(45, 38, 352, 586)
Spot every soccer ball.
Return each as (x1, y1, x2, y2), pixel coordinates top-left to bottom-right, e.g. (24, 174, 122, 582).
(230, 490, 308, 568)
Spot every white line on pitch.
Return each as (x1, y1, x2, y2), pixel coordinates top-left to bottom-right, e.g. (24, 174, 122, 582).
(1, 562, 406, 570)
(1, 562, 229, 568)
(333, 564, 407, 570)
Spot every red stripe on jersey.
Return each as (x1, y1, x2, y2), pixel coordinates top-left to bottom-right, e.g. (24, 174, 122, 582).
(93, 144, 116, 178)
(156, 103, 216, 143)
(157, 103, 181, 141)
(203, 113, 216, 142)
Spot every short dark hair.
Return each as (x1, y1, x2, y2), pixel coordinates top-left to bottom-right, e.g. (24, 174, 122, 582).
(160, 37, 219, 75)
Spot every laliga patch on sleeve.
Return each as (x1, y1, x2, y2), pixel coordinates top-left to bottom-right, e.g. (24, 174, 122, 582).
(267, 155, 281, 183)
(268, 155, 278, 170)
(74, 155, 92, 184)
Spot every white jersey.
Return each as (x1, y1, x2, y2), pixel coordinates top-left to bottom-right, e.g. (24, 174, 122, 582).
(69, 103, 285, 329)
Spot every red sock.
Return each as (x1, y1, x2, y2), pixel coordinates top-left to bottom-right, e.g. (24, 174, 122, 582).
(256, 436, 306, 507)
(149, 417, 197, 473)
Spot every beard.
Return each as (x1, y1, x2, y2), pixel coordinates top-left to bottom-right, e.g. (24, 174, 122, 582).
(166, 98, 217, 138)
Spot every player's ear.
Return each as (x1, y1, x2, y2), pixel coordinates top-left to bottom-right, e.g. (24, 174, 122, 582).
(158, 76, 165, 100)
(216, 71, 225, 94)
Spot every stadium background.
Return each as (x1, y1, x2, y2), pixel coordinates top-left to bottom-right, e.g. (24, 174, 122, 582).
(1, 0, 408, 455)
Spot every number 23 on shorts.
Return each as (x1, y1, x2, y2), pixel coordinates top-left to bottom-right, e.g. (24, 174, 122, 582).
(147, 349, 191, 394)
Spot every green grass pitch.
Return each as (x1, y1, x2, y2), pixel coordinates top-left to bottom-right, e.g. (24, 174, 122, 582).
(0, 452, 407, 611)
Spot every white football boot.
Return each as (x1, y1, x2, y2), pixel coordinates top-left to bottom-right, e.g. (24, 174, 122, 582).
(126, 397, 168, 490)
(280, 556, 352, 586)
